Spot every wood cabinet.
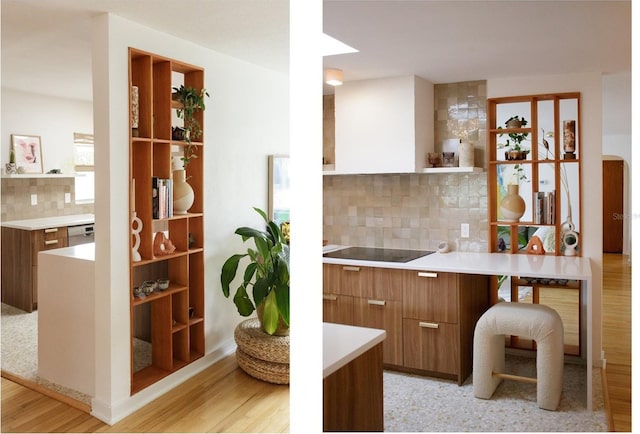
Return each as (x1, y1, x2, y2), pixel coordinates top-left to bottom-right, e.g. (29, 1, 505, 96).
(1, 226, 68, 312)
(323, 264, 403, 366)
(323, 263, 489, 382)
(128, 48, 205, 394)
(402, 271, 489, 385)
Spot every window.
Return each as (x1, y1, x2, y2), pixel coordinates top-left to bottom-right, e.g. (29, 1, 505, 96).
(73, 133, 94, 204)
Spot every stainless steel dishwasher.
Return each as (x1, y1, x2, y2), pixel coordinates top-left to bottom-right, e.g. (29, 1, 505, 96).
(67, 224, 95, 246)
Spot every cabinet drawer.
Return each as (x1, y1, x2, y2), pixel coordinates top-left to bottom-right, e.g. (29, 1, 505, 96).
(354, 297, 403, 366)
(367, 267, 403, 301)
(322, 293, 355, 325)
(403, 318, 458, 375)
(403, 270, 458, 323)
(323, 263, 371, 296)
(32, 227, 68, 259)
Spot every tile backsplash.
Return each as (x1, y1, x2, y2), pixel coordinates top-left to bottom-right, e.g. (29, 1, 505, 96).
(1, 177, 93, 221)
(323, 172, 488, 252)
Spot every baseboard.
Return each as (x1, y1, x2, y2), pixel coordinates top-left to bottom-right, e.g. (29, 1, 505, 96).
(91, 342, 236, 425)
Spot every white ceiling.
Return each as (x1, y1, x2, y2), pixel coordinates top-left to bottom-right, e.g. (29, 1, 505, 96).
(1, 0, 289, 101)
(1, 0, 632, 136)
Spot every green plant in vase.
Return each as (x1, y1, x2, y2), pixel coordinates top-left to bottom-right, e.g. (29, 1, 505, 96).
(220, 207, 290, 335)
(172, 85, 210, 168)
(498, 115, 530, 160)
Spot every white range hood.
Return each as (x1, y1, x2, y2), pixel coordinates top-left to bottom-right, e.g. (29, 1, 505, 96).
(333, 75, 434, 174)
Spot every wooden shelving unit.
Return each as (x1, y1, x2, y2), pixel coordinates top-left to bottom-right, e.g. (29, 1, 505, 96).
(487, 92, 582, 256)
(128, 48, 205, 394)
(487, 92, 583, 356)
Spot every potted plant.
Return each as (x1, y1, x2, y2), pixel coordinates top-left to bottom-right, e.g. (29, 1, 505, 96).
(220, 207, 290, 335)
(172, 85, 209, 168)
(498, 116, 530, 160)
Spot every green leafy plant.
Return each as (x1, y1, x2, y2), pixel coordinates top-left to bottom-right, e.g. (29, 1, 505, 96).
(220, 207, 290, 335)
(172, 85, 210, 168)
(498, 115, 530, 154)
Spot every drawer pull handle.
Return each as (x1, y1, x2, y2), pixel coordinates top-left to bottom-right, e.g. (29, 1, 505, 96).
(44, 228, 59, 234)
(323, 294, 338, 301)
(343, 266, 360, 272)
(419, 322, 439, 329)
(418, 272, 438, 278)
(367, 299, 386, 306)
(44, 240, 59, 245)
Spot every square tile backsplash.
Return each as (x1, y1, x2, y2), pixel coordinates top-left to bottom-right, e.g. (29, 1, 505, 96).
(1, 177, 93, 221)
(323, 172, 488, 252)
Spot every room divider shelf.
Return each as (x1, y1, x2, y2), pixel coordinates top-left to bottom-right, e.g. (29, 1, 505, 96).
(129, 47, 206, 394)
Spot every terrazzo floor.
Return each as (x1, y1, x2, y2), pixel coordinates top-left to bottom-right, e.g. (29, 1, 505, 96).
(1, 303, 151, 407)
(384, 354, 607, 432)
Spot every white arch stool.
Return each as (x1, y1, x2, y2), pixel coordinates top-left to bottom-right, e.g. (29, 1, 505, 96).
(473, 302, 564, 410)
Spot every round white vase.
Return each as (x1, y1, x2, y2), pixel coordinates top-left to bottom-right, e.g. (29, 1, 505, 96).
(173, 169, 194, 214)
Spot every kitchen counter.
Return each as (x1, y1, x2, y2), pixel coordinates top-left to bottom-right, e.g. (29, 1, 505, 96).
(323, 322, 386, 378)
(323, 246, 592, 280)
(323, 323, 386, 431)
(1, 213, 94, 230)
(322, 246, 595, 410)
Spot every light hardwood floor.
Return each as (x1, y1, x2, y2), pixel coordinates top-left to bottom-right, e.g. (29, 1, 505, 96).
(1, 354, 289, 433)
(601, 253, 631, 432)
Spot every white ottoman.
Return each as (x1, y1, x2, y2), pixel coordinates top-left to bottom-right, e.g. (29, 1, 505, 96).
(473, 302, 564, 410)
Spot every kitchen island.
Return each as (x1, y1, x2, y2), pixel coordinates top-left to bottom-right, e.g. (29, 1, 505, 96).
(322, 247, 595, 410)
(38, 243, 95, 396)
(323, 323, 386, 432)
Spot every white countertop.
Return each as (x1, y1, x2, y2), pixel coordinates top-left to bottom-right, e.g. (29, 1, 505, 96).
(323, 246, 592, 280)
(1, 214, 94, 230)
(323, 322, 386, 378)
(39, 242, 95, 261)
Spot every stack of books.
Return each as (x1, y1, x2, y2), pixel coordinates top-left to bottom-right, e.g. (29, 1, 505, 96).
(533, 191, 555, 225)
(152, 177, 173, 219)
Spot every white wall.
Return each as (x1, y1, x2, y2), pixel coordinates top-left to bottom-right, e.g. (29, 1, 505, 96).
(91, 13, 288, 424)
(1, 88, 93, 173)
(488, 72, 603, 367)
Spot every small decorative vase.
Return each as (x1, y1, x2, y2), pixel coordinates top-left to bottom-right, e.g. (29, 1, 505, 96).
(173, 169, 194, 214)
(458, 142, 474, 167)
(500, 184, 526, 222)
(131, 86, 139, 137)
(131, 212, 142, 262)
(5, 163, 17, 174)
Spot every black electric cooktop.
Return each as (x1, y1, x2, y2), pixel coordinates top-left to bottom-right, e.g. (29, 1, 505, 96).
(323, 247, 434, 263)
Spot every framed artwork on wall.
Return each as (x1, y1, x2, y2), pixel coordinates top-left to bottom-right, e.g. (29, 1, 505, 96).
(11, 134, 43, 173)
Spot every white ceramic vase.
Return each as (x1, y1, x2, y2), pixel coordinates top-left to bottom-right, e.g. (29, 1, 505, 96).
(173, 169, 194, 214)
(500, 184, 526, 222)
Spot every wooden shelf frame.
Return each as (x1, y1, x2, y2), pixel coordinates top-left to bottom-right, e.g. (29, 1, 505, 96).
(129, 47, 205, 394)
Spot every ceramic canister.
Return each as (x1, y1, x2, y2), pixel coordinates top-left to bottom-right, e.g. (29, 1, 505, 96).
(458, 142, 474, 167)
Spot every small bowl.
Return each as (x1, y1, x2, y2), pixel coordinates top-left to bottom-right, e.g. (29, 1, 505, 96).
(133, 286, 145, 298)
(141, 280, 156, 295)
(156, 278, 170, 291)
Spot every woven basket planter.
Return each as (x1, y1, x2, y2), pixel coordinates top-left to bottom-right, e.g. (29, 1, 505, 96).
(234, 318, 290, 384)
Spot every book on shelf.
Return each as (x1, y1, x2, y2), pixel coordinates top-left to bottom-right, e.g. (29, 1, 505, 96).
(533, 191, 555, 225)
(152, 177, 173, 219)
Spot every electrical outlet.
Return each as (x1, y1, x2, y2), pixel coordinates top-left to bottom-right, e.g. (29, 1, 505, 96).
(461, 223, 469, 238)
(65, 193, 71, 203)
(30, 194, 38, 206)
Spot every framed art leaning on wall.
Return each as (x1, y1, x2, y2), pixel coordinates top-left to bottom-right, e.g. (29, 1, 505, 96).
(11, 134, 43, 173)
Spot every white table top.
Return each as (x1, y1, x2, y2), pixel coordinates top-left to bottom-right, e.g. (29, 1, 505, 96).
(323, 322, 386, 378)
(322, 246, 592, 281)
(1, 214, 94, 230)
